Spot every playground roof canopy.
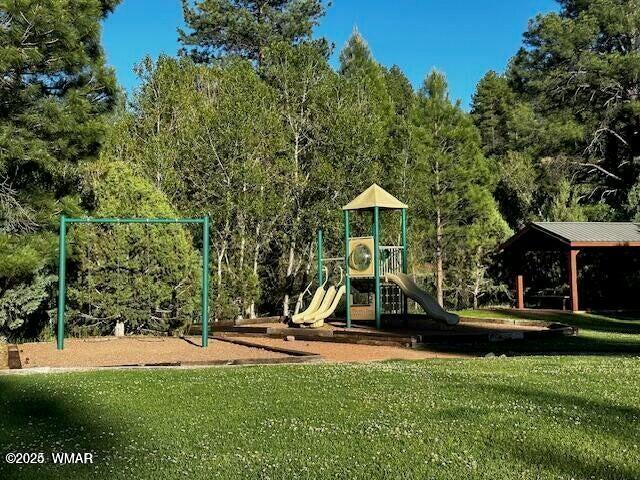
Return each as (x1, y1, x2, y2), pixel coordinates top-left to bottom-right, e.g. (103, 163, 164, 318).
(342, 184, 408, 211)
(503, 222, 640, 250)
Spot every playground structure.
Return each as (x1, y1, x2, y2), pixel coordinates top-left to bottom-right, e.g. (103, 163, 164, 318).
(24, 190, 575, 371)
(294, 184, 460, 329)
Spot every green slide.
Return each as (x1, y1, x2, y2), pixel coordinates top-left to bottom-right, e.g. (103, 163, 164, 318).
(384, 273, 460, 326)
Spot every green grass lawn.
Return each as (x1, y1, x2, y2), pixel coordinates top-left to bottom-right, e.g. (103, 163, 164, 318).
(1, 357, 639, 479)
(455, 308, 640, 355)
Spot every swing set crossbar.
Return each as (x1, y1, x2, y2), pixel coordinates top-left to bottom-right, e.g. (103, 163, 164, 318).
(63, 217, 207, 225)
(56, 215, 210, 350)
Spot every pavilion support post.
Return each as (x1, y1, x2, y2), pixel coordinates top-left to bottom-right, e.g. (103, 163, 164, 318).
(516, 274, 524, 310)
(567, 248, 580, 312)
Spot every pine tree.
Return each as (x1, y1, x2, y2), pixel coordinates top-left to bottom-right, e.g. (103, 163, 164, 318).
(66, 161, 200, 336)
(409, 70, 508, 307)
(470, 71, 516, 157)
(336, 29, 394, 188)
(383, 65, 415, 198)
(338, 27, 373, 76)
(384, 65, 414, 118)
(0, 0, 121, 339)
(179, 0, 326, 64)
(508, 0, 640, 214)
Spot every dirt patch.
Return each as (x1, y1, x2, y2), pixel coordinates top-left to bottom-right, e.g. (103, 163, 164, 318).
(228, 336, 469, 362)
(17, 336, 291, 368)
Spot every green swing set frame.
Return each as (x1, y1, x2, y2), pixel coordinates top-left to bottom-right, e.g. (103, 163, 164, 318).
(56, 215, 210, 350)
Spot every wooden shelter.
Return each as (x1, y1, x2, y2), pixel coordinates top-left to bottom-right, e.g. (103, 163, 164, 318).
(502, 222, 640, 312)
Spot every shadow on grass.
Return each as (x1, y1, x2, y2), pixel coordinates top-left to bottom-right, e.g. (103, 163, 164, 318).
(417, 333, 640, 356)
(490, 308, 640, 334)
(0, 375, 124, 480)
(475, 380, 640, 479)
(419, 308, 640, 356)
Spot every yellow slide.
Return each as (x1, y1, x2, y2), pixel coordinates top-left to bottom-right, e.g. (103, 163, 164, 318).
(384, 273, 459, 326)
(291, 287, 326, 324)
(305, 285, 346, 328)
(302, 286, 336, 323)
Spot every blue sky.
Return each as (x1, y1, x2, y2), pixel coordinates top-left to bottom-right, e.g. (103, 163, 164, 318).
(102, 0, 559, 108)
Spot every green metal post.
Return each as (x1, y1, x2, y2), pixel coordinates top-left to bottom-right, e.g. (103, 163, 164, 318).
(57, 215, 67, 350)
(374, 206, 381, 329)
(316, 229, 324, 285)
(401, 209, 408, 324)
(344, 211, 351, 328)
(201, 216, 210, 348)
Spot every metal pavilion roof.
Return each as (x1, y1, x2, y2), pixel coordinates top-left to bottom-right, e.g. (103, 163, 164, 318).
(503, 222, 640, 249)
(532, 222, 640, 244)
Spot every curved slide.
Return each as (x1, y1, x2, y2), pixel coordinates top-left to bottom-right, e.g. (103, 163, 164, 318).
(303, 286, 336, 323)
(306, 285, 346, 329)
(291, 287, 326, 324)
(384, 273, 459, 326)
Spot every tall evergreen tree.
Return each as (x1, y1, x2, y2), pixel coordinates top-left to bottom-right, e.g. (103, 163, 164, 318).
(179, 0, 326, 64)
(471, 70, 603, 229)
(0, 0, 121, 339)
(338, 27, 373, 76)
(471, 71, 516, 157)
(67, 161, 200, 336)
(409, 70, 508, 307)
(336, 29, 395, 188)
(508, 0, 640, 214)
(383, 65, 415, 198)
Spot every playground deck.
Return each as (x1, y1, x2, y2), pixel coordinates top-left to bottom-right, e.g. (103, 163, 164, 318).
(204, 316, 574, 347)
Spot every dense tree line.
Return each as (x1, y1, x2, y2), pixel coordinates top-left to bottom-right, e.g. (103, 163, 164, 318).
(2, 0, 637, 339)
(469, 0, 640, 307)
(1, 0, 122, 339)
(472, 0, 640, 228)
